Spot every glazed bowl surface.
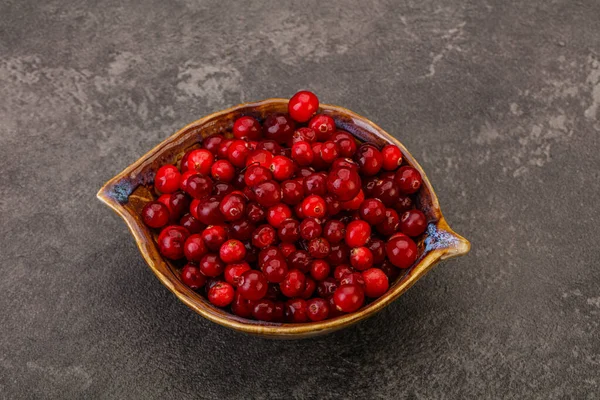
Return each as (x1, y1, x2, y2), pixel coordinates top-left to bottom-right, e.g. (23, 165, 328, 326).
(97, 98, 470, 339)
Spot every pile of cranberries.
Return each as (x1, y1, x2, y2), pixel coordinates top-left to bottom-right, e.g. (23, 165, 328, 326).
(139, 91, 427, 323)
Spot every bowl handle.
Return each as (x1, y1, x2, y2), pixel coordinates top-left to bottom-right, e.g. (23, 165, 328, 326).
(425, 218, 471, 261)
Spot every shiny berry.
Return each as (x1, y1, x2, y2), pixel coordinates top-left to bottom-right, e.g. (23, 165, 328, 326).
(394, 195, 414, 214)
(324, 194, 341, 216)
(211, 159, 235, 182)
(233, 116, 262, 140)
(245, 149, 274, 168)
(213, 182, 234, 199)
(196, 197, 225, 225)
(317, 277, 338, 297)
(179, 213, 204, 234)
(229, 219, 255, 241)
(339, 271, 365, 287)
(285, 298, 308, 322)
(231, 292, 254, 318)
(253, 180, 281, 207)
(328, 243, 350, 264)
(269, 156, 295, 181)
(252, 299, 276, 321)
(224, 262, 251, 286)
(180, 264, 206, 290)
(349, 247, 374, 271)
(265, 204, 292, 228)
(333, 284, 365, 313)
(361, 268, 389, 297)
(308, 114, 335, 141)
(400, 209, 427, 237)
(263, 113, 296, 144)
(358, 198, 386, 225)
(331, 157, 359, 172)
(219, 193, 246, 221)
(333, 265, 354, 280)
(386, 234, 418, 269)
(307, 298, 330, 321)
(227, 139, 250, 167)
(201, 225, 228, 252)
(258, 246, 283, 268)
(277, 219, 300, 243)
(155, 165, 181, 194)
(279, 243, 297, 258)
(238, 270, 268, 301)
(255, 140, 282, 155)
(208, 281, 234, 307)
(366, 238, 386, 264)
(310, 260, 331, 281)
(262, 256, 289, 283)
(376, 208, 400, 236)
(281, 179, 305, 205)
(291, 127, 317, 144)
(169, 191, 191, 220)
(395, 166, 423, 194)
(308, 237, 331, 259)
(280, 270, 306, 298)
(345, 220, 371, 247)
(301, 195, 326, 218)
(299, 217, 322, 240)
(217, 139, 233, 160)
(246, 202, 266, 223)
(304, 172, 328, 196)
(219, 239, 246, 263)
(381, 144, 403, 170)
(323, 220, 345, 243)
(244, 165, 271, 187)
(340, 189, 365, 210)
(327, 167, 361, 201)
(288, 90, 319, 122)
(184, 174, 213, 200)
(183, 149, 214, 175)
(287, 250, 312, 272)
(141, 201, 170, 228)
(202, 134, 224, 155)
(371, 178, 400, 207)
(157, 225, 189, 259)
(291, 141, 314, 166)
(355, 144, 383, 176)
(183, 234, 208, 262)
(337, 137, 357, 158)
(252, 224, 277, 248)
(320, 141, 339, 163)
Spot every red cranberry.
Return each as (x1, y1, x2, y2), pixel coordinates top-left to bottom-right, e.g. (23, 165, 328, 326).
(308, 114, 335, 141)
(296, 167, 315, 179)
(320, 141, 339, 163)
(202, 134, 224, 155)
(376, 208, 400, 236)
(141, 201, 170, 228)
(184, 174, 213, 200)
(217, 139, 233, 160)
(299, 218, 322, 240)
(287, 250, 312, 273)
(362, 268, 389, 298)
(285, 298, 308, 322)
(231, 292, 254, 318)
(366, 238, 386, 264)
(324, 194, 341, 216)
(211, 159, 235, 182)
(280, 270, 306, 298)
(179, 170, 196, 192)
(334, 265, 354, 280)
(253, 180, 281, 207)
(400, 209, 427, 237)
(263, 113, 296, 144)
(252, 224, 277, 248)
(238, 270, 268, 300)
(355, 144, 383, 176)
(252, 299, 276, 321)
(179, 213, 204, 234)
(301, 195, 326, 218)
(308, 237, 331, 259)
(262, 256, 289, 283)
(386, 234, 418, 269)
(395, 166, 423, 194)
(310, 142, 329, 170)
(317, 278, 338, 298)
(224, 262, 251, 286)
(331, 157, 359, 172)
(168, 191, 191, 221)
(291, 127, 317, 144)
(227, 139, 250, 167)
(337, 138, 357, 158)
(155, 165, 181, 194)
(300, 277, 316, 299)
(321, 220, 344, 244)
(307, 298, 330, 321)
(304, 172, 328, 196)
(201, 225, 228, 252)
(327, 167, 361, 201)
(310, 260, 331, 281)
(333, 284, 365, 313)
(269, 156, 294, 181)
(294, 203, 305, 220)
(219, 239, 246, 263)
(213, 182, 234, 199)
(180, 264, 206, 290)
(183, 149, 214, 175)
(381, 144, 403, 170)
(339, 272, 365, 287)
(255, 140, 282, 155)
(183, 234, 208, 262)
(278, 219, 300, 243)
(394, 195, 414, 214)
(208, 281, 234, 307)
(349, 247, 374, 271)
(233, 116, 263, 140)
(371, 178, 401, 207)
(345, 220, 371, 247)
(199, 253, 226, 277)
(281, 179, 305, 205)
(328, 243, 350, 264)
(288, 90, 319, 122)
(258, 246, 283, 267)
(219, 193, 246, 221)
(196, 197, 225, 225)
(358, 198, 386, 225)
(291, 141, 314, 166)
(246, 202, 266, 223)
(157, 225, 189, 260)
(266, 204, 292, 228)
(279, 243, 296, 258)
(229, 219, 255, 241)
(245, 149, 274, 168)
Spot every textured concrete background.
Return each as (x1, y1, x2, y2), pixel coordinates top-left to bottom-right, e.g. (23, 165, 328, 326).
(1, 0, 599, 398)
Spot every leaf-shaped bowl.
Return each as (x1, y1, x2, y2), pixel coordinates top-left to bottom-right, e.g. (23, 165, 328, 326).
(97, 99, 470, 339)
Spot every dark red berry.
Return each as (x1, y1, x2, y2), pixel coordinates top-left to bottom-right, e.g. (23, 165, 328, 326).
(196, 197, 225, 225)
(181, 264, 206, 290)
(245, 149, 274, 168)
(395, 166, 423, 194)
(253, 180, 282, 207)
(339, 271, 365, 287)
(179, 213, 204, 234)
(376, 208, 400, 236)
(291, 127, 317, 144)
(219, 193, 246, 221)
(224, 262, 251, 286)
(299, 217, 322, 240)
(141, 201, 170, 228)
(184, 233, 208, 262)
(320, 141, 339, 163)
(231, 292, 254, 318)
(262, 256, 289, 283)
(278, 219, 300, 243)
(291, 141, 314, 166)
(157, 225, 190, 260)
(300, 277, 316, 299)
(285, 298, 308, 322)
(201, 225, 228, 252)
(358, 198, 386, 225)
(287, 250, 312, 273)
(252, 299, 276, 321)
(333, 284, 365, 313)
(307, 298, 330, 321)
(386, 233, 418, 269)
(326, 167, 361, 201)
(308, 114, 335, 141)
(238, 270, 268, 301)
(229, 219, 255, 241)
(366, 238, 386, 264)
(334, 265, 354, 280)
(355, 144, 383, 176)
(252, 224, 277, 248)
(317, 278, 338, 298)
(202, 134, 224, 155)
(301, 195, 326, 218)
(246, 202, 266, 223)
(279, 243, 297, 258)
(328, 243, 350, 264)
(199, 253, 226, 277)
(323, 220, 345, 243)
(281, 179, 305, 205)
(227, 139, 250, 167)
(304, 172, 328, 196)
(263, 113, 296, 144)
(280, 270, 306, 298)
(308, 237, 331, 259)
(233, 116, 263, 140)
(400, 209, 427, 237)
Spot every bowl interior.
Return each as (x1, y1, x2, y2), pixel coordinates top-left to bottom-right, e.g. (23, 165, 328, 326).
(98, 99, 469, 338)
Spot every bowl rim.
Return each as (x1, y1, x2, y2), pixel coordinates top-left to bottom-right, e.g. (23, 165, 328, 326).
(97, 98, 470, 338)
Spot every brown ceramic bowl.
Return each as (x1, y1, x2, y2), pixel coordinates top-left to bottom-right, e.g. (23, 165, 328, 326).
(97, 98, 470, 339)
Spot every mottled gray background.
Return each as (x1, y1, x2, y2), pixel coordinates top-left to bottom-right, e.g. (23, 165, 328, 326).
(1, 0, 599, 399)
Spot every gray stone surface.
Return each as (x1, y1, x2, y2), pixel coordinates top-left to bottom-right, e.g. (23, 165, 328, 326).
(1, 0, 599, 398)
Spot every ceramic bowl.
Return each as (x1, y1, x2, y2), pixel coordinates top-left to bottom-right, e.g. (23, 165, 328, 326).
(97, 98, 470, 339)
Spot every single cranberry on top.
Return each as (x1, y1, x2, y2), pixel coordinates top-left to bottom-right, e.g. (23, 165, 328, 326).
(288, 90, 319, 122)
(361, 268, 389, 298)
(301, 195, 327, 219)
(233, 116, 263, 140)
(207, 281, 234, 307)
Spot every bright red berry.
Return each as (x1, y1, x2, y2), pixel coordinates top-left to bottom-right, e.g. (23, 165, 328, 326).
(288, 90, 319, 122)
(201, 225, 228, 252)
(301, 195, 327, 218)
(269, 155, 295, 181)
(157, 225, 189, 260)
(199, 253, 226, 277)
(310, 260, 331, 281)
(252, 224, 277, 248)
(291, 141, 314, 166)
(227, 139, 250, 167)
(280, 270, 306, 298)
(381, 144, 403, 170)
(219, 239, 246, 263)
(207, 281, 234, 307)
(155, 165, 181, 194)
(345, 220, 371, 247)
(219, 193, 246, 221)
(224, 262, 251, 286)
(308, 114, 335, 141)
(307, 298, 330, 321)
(233, 116, 263, 140)
(361, 268, 389, 297)
(355, 144, 383, 176)
(183, 149, 214, 175)
(385, 233, 418, 269)
(349, 247, 374, 271)
(358, 198, 386, 225)
(395, 166, 423, 194)
(238, 270, 268, 300)
(211, 159, 235, 182)
(266, 204, 292, 228)
(333, 284, 365, 313)
(183, 233, 208, 262)
(326, 167, 361, 201)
